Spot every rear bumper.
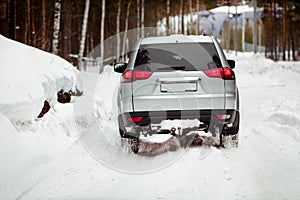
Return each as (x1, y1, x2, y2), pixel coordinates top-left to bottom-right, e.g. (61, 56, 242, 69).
(119, 109, 239, 127)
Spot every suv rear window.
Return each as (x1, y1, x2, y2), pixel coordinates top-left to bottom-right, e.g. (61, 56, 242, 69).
(134, 43, 222, 72)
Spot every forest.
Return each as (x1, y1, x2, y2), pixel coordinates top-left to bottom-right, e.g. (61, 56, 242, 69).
(0, 0, 300, 71)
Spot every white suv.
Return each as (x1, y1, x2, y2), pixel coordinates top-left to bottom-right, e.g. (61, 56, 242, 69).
(114, 35, 239, 153)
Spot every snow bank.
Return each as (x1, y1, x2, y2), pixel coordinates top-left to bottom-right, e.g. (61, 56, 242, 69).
(0, 102, 78, 199)
(0, 35, 80, 199)
(0, 35, 78, 128)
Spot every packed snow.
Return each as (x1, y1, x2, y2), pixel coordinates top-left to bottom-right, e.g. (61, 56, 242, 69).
(0, 36, 300, 199)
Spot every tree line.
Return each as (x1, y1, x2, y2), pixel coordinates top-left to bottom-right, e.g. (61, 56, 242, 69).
(0, 0, 299, 71)
(261, 0, 300, 61)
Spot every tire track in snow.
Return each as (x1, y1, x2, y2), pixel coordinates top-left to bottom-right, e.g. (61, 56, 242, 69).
(267, 112, 300, 141)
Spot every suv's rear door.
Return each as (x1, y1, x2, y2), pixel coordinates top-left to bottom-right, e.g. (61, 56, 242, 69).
(131, 41, 226, 113)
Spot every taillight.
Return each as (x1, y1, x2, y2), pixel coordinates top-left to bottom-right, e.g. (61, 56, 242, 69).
(223, 67, 235, 80)
(122, 70, 133, 81)
(122, 70, 153, 82)
(204, 68, 223, 78)
(128, 116, 143, 123)
(204, 67, 235, 80)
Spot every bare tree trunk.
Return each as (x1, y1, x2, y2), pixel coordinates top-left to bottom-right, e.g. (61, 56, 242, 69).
(9, 0, 16, 39)
(282, 0, 286, 61)
(0, 1, 7, 36)
(166, 0, 170, 35)
(157, 5, 162, 35)
(287, 17, 290, 61)
(269, 2, 274, 59)
(290, 29, 296, 61)
(52, 0, 61, 55)
(61, 0, 71, 60)
(242, 12, 245, 51)
(25, 0, 30, 45)
(234, 1, 237, 55)
(196, 0, 199, 35)
(122, 0, 131, 61)
(188, 0, 192, 34)
(31, 1, 35, 47)
(41, 0, 46, 50)
(177, 2, 181, 34)
(273, 0, 277, 60)
(116, 0, 121, 62)
(226, 5, 230, 52)
(181, 0, 184, 34)
(78, 0, 90, 71)
(258, 21, 262, 53)
(172, 14, 176, 34)
(100, 0, 105, 73)
(266, 2, 273, 59)
(253, 0, 257, 53)
(136, 0, 140, 39)
(141, 0, 144, 38)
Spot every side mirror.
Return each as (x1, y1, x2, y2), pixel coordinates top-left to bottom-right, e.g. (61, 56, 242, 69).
(227, 59, 235, 69)
(114, 62, 127, 73)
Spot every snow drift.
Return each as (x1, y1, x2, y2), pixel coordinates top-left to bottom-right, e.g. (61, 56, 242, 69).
(0, 35, 78, 128)
(0, 36, 79, 199)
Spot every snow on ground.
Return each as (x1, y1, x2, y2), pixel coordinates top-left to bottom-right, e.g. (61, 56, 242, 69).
(0, 36, 300, 200)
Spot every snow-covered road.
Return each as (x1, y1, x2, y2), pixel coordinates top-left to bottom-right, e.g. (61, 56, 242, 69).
(14, 55, 300, 199)
(0, 35, 299, 200)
